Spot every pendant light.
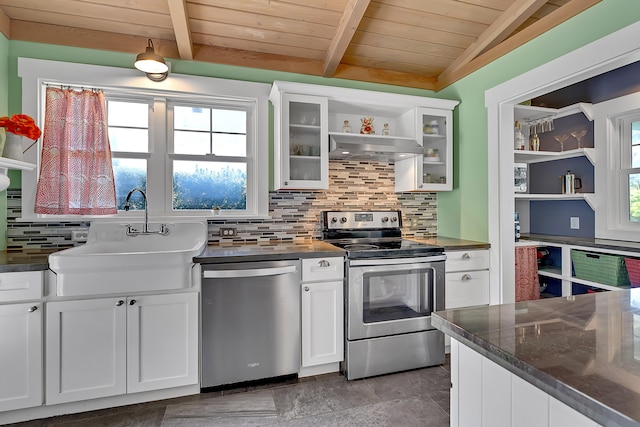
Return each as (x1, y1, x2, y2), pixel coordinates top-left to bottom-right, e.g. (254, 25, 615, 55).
(134, 39, 169, 82)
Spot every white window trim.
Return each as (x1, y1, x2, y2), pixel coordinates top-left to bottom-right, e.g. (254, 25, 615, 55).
(592, 93, 640, 241)
(17, 57, 270, 221)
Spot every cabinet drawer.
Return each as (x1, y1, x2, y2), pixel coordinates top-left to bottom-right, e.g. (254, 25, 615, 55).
(0, 271, 43, 302)
(445, 270, 490, 309)
(302, 257, 344, 282)
(446, 250, 490, 272)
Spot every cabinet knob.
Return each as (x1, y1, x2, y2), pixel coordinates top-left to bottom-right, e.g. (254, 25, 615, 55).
(461, 274, 472, 281)
(318, 260, 330, 267)
(284, 181, 288, 186)
(304, 286, 310, 292)
(116, 300, 124, 306)
(28, 305, 38, 312)
(129, 299, 137, 306)
(462, 253, 471, 260)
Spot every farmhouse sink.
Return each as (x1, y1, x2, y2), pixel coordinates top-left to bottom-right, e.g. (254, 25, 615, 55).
(49, 221, 207, 297)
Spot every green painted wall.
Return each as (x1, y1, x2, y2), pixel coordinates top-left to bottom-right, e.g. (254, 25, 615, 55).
(437, 0, 640, 242)
(0, 33, 8, 250)
(3, 0, 640, 243)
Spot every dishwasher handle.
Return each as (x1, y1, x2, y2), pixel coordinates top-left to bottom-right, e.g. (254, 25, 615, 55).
(203, 265, 297, 279)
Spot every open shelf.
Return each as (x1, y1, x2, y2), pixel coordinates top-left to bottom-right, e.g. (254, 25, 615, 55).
(514, 193, 595, 209)
(514, 147, 595, 165)
(570, 277, 629, 292)
(514, 102, 594, 122)
(0, 157, 36, 173)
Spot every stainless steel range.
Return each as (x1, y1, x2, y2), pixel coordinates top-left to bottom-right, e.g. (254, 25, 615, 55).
(321, 210, 446, 380)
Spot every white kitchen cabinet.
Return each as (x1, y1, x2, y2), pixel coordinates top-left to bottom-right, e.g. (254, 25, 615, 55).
(396, 107, 454, 191)
(127, 293, 198, 393)
(0, 301, 42, 412)
(451, 338, 600, 427)
(445, 249, 490, 309)
(300, 257, 344, 370)
(270, 89, 329, 190)
(46, 292, 198, 405)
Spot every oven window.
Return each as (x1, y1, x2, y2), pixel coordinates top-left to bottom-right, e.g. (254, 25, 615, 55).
(362, 268, 433, 323)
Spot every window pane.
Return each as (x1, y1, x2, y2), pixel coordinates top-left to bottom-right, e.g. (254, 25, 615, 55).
(174, 130, 210, 155)
(175, 106, 210, 131)
(213, 134, 246, 157)
(212, 109, 246, 134)
(112, 158, 147, 210)
(630, 173, 640, 222)
(108, 128, 148, 153)
(633, 121, 640, 168)
(108, 101, 148, 128)
(173, 160, 246, 210)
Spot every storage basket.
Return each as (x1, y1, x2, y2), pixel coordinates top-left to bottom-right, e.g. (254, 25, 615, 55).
(624, 257, 640, 288)
(571, 250, 630, 287)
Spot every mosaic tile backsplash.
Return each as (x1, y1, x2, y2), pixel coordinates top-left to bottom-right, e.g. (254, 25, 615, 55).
(7, 161, 437, 249)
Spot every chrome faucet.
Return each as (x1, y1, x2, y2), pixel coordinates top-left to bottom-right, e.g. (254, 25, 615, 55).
(123, 187, 169, 236)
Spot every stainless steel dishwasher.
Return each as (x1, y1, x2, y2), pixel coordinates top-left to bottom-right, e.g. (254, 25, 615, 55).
(200, 259, 301, 389)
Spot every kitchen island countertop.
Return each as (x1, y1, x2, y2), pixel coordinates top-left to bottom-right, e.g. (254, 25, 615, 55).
(433, 290, 640, 427)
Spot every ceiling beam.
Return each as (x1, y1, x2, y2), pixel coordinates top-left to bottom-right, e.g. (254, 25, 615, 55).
(323, 0, 371, 77)
(166, 0, 193, 61)
(435, 0, 603, 91)
(438, 0, 548, 84)
(0, 8, 9, 40)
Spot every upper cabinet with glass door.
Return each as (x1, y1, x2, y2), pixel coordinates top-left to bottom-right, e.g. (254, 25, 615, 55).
(271, 91, 328, 190)
(395, 107, 454, 192)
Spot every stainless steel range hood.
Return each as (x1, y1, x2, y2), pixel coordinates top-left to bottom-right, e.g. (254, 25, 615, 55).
(328, 133, 423, 163)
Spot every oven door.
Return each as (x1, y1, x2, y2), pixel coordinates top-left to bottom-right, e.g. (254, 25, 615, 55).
(347, 256, 445, 340)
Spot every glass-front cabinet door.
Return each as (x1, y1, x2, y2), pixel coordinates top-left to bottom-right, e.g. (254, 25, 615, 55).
(416, 107, 453, 191)
(274, 93, 328, 189)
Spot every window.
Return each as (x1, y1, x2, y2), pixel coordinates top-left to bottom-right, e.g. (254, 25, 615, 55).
(594, 92, 640, 241)
(18, 58, 270, 220)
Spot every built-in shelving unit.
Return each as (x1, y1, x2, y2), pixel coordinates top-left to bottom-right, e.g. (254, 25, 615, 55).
(514, 147, 595, 165)
(514, 193, 595, 209)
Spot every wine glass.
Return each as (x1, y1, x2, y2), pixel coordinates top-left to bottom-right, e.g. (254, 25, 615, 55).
(554, 134, 570, 152)
(570, 129, 588, 149)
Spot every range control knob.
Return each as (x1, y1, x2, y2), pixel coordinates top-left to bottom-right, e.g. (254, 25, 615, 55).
(381, 217, 389, 223)
(391, 216, 398, 222)
(330, 217, 338, 223)
(340, 217, 348, 223)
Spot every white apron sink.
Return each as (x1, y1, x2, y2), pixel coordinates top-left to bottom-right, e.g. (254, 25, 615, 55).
(49, 221, 207, 297)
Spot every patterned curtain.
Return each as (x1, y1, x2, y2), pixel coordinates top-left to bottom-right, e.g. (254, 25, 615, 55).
(35, 88, 117, 215)
(515, 246, 540, 302)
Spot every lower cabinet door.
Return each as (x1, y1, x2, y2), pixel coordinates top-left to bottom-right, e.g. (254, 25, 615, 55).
(0, 302, 42, 412)
(445, 270, 490, 309)
(126, 293, 198, 393)
(301, 280, 344, 367)
(46, 298, 127, 404)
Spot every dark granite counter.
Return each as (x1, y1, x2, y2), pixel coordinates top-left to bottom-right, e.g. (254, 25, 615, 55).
(522, 233, 640, 255)
(410, 236, 490, 251)
(433, 291, 640, 427)
(194, 240, 345, 264)
(0, 249, 58, 273)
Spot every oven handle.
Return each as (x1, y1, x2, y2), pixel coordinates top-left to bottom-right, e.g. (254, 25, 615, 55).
(349, 255, 446, 267)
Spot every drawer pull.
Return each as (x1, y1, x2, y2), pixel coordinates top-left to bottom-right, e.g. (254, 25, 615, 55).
(116, 300, 124, 306)
(129, 299, 137, 306)
(28, 305, 38, 312)
(461, 274, 472, 281)
(318, 260, 330, 268)
(462, 253, 471, 260)
(304, 286, 310, 292)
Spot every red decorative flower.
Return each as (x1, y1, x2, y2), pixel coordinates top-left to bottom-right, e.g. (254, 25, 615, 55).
(0, 114, 42, 140)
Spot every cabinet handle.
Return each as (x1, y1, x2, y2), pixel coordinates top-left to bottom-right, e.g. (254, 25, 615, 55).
(461, 274, 472, 281)
(284, 181, 288, 186)
(28, 305, 38, 312)
(116, 300, 124, 306)
(462, 253, 471, 260)
(304, 286, 310, 292)
(318, 260, 330, 267)
(129, 299, 137, 306)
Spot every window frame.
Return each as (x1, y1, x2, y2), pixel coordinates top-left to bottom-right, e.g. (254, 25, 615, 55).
(594, 91, 640, 241)
(17, 58, 270, 221)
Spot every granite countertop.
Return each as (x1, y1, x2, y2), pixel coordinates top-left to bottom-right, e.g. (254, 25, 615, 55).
(410, 236, 490, 251)
(194, 240, 346, 264)
(433, 291, 640, 427)
(521, 233, 640, 254)
(0, 249, 60, 273)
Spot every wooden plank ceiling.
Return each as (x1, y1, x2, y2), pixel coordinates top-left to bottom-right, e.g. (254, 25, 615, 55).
(0, 0, 601, 90)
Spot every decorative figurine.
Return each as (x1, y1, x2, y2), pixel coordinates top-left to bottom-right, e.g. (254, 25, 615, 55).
(382, 123, 390, 135)
(360, 116, 375, 134)
(342, 120, 351, 133)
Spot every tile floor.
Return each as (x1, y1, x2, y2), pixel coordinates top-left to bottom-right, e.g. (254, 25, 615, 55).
(10, 361, 451, 427)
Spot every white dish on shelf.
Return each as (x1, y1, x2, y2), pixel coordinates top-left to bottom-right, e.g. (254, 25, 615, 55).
(424, 157, 441, 162)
